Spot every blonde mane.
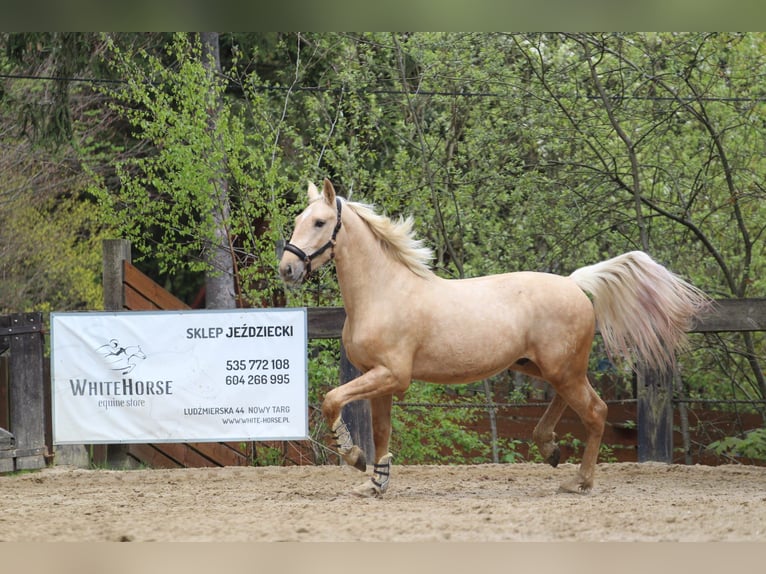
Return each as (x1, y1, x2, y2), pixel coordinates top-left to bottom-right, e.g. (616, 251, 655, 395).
(344, 200, 434, 278)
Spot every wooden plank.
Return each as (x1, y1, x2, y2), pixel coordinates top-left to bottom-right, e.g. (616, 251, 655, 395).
(340, 345, 375, 466)
(42, 359, 52, 460)
(636, 365, 674, 463)
(123, 284, 160, 311)
(188, 441, 250, 466)
(307, 307, 345, 339)
(7, 313, 47, 470)
(150, 443, 219, 467)
(102, 240, 133, 468)
(103, 239, 132, 311)
(0, 426, 14, 449)
(691, 298, 766, 332)
(127, 444, 182, 469)
(635, 298, 765, 463)
(123, 261, 190, 311)
(306, 300, 766, 339)
(0, 354, 9, 432)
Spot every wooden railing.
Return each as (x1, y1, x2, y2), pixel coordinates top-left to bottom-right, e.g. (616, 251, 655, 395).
(307, 299, 766, 463)
(100, 239, 766, 467)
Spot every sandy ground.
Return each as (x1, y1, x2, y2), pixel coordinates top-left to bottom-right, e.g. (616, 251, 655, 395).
(1, 461, 765, 542)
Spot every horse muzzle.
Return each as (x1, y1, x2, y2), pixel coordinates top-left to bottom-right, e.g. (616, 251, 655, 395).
(278, 258, 307, 286)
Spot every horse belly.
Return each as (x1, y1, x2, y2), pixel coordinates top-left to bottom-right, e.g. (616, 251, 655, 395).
(410, 273, 593, 384)
(410, 304, 529, 384)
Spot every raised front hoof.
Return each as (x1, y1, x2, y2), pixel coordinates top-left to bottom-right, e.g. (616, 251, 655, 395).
(342, 445, 367, 472)
(545, 446, 561, 468)
(353, 453, 367, 472)
(557, 477, 592, 495)
(351, 478, 384, 498)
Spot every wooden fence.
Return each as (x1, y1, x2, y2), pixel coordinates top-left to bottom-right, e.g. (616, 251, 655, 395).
(637, 297, 766, 462)
(2, 238, 764, 471)
(0, 313, 48, 472)
(287, 298, 766, 465)
(98, 239, 766, 468)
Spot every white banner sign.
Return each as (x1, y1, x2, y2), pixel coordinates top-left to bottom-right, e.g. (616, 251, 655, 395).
(51, 308, 308, 444)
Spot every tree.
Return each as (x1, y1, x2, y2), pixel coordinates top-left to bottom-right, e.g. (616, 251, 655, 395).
(94, 33, 290, 308)
(0, 32, 113, 313)
(512, 33, 766, 404)
(199, 31, 236, 309)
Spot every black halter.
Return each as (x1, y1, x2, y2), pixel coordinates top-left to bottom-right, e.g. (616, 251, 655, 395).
(283, 197, 343, 278)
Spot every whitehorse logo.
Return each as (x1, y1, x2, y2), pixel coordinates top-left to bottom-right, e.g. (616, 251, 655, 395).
(97, 339, 147, 375)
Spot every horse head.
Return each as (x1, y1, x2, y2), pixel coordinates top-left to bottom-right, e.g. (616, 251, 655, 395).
(279, 178, 343, 286)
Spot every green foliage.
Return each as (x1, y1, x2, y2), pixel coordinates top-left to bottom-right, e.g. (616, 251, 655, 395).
(560, 433, 619, 464)
(709, 428, 766, 462)
(516, 434, 620, 465)
(391, 384, 490, 464)
(253, 444, 286, 466)
(498, 438, 535, 464)
(92, 33, 291, 306)
(0, 190, 107, 313)
(306, 339, 341, 407)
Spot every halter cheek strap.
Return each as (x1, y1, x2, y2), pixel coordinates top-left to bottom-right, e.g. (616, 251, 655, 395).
(283, 197, 343, 278)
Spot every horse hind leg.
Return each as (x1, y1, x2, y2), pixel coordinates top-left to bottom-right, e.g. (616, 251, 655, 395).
(554, 377, 607, 494)
(353, 453, 393, 498)
(514, 360, 567, 468)
(532, 393, 569, 467)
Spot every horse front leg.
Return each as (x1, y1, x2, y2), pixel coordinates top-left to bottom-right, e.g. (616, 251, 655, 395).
(329, 416, 367, 471)
(321, 366, 407, 496)
(351, 394, 394, 498)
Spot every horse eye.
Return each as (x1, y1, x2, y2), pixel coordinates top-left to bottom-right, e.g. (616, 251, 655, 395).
(314, 220, 326, 228)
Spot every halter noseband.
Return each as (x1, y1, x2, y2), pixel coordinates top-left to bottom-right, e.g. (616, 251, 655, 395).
(283, 197, 343, 278)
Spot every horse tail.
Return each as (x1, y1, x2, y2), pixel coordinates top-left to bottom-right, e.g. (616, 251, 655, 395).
(569, 251, 712, 371)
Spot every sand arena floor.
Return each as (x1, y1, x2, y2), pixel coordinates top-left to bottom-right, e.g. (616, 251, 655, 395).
(1, 461, 764, 542)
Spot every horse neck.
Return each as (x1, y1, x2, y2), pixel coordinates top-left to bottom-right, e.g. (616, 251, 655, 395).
(333, 208, 415, 312)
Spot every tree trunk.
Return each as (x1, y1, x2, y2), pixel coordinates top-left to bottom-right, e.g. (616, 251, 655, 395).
(199, 32, 236, 309)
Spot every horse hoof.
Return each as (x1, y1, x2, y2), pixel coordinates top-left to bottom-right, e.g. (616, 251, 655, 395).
(352, 478, 383, 498)
(344, 445, 366, 471)
(557, 479, 591, 495)
(546, 446, 561, 468)
(353, 451, 367, 472)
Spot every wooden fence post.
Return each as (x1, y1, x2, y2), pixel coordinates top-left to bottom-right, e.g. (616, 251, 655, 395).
(102, 239, 134, 468)
(636, 364, 674, 463)
(103, 239, 132, 311)
(2, 313, 47, 471)
(340, 345, 375, 467)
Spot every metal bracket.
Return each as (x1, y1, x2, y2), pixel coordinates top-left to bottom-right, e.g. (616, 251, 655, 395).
(3, 315, 43, 336)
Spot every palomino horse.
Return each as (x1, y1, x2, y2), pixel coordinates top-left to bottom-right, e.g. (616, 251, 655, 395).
(279, 179, 711, 496)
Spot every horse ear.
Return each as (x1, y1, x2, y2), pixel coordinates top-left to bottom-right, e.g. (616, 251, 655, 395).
(322, 178, 336, 205)
(307, 180, 320, 201)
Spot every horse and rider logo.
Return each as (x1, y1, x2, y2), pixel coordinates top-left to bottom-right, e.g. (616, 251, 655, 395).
(96, 339, 147, 375)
